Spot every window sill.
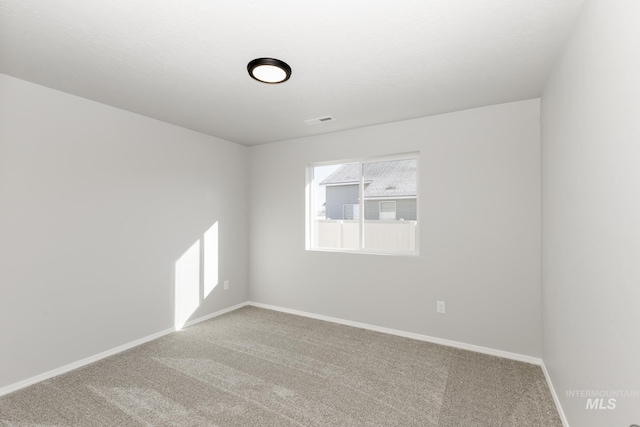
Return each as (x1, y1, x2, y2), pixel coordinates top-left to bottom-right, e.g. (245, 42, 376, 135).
(306, 248, 419, 257)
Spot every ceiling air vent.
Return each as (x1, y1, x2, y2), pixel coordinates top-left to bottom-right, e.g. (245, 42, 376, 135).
(304, 116, 335, 125)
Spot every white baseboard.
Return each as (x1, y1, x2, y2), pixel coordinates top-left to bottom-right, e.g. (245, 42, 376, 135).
(0, 301, 249, 398)
(541, 361, 570, 427)
(247, 301, 543, 366)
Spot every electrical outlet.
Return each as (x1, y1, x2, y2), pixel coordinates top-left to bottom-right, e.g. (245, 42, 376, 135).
(437, 300, 446, 314)
(224, 280, 229, 290)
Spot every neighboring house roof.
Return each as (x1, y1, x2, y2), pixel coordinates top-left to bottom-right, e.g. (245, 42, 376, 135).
(320, 160, 417, 198)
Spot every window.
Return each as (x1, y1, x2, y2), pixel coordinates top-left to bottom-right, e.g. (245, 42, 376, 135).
(343, 204, 360, 220)
(307, 153, 418, 255)
(379, 201, 396, 220)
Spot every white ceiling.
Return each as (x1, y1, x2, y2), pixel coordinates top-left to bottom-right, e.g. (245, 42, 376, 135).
(0, 1, 583, 146)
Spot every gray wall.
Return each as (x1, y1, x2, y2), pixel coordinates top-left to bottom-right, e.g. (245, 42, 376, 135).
(541, 1, 640, 425)
(250, 99, 542, 357)
(0, 74, 250, 390)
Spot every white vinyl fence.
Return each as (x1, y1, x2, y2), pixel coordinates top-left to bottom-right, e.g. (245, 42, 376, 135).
(314, 220, 417, 251)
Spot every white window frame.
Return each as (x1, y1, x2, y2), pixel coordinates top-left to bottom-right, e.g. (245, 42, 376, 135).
(306, 152, 419, 256)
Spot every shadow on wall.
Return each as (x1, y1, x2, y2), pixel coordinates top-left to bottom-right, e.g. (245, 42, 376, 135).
(174, 221, 219, 330)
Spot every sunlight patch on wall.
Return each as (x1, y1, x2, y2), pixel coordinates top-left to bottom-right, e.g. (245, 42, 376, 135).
(173, 221, 220, 330)
(204, 222, 219, 298)
(174, 240, 201, 330)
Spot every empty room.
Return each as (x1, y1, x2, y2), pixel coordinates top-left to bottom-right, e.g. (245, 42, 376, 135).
(1, 1, 638, 426)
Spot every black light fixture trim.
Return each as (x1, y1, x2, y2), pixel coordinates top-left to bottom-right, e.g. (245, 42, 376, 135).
(247, 58, 292, 84)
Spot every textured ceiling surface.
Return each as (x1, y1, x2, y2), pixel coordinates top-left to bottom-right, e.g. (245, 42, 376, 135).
(0, 1, 583, 146)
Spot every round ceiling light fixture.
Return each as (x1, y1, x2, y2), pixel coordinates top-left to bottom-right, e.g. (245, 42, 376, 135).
(247, 58, 291, 84)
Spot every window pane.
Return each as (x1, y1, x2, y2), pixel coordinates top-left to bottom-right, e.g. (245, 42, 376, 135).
(363, 159, 417, 251)
(379, 201, 396, 219)
(343, 204, 360, 220)
(311, 163, 360, 249)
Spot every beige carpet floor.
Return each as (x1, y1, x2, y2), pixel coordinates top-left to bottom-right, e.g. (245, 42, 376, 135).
(0, 306, 562, 426)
